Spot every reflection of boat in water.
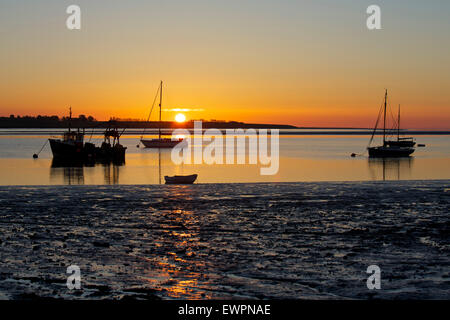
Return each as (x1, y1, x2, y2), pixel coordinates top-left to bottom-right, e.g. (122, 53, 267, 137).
(140, 81, 184, 148)
(50, 159, 121, 185)
(164, 174, 198, 184)
(51, 158, 89, 168)
(102, 163, 120, 185)
(368, 157, 413, 181)
(50, 158, 85, 185)
(367, 90, 415, 158)
(49, 109, 126, 163)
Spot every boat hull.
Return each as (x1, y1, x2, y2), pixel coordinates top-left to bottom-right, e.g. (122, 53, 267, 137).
(368, 146, 415, 158)
(140, 138, 184, 148)
(385, 140, 416, 148)
(96, 142, 127, 162)
(49, 139, 125, 164)
(49, 139, 87, 160)
(164, 174, 198, 184)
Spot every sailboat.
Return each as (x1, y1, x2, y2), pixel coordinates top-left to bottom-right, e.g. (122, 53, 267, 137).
(384, 104, 416, 148)
(140, 81, 184, 148)
(367, 90, 415, 158)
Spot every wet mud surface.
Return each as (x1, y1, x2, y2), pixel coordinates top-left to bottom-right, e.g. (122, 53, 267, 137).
(0, 181, 449, 299)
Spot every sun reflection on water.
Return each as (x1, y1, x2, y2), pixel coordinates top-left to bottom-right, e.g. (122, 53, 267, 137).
(140, 204, 212, 299)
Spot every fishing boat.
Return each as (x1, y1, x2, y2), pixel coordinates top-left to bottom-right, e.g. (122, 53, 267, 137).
(367, 90, 415, 158)
(96, 126, 127, 163)
(49, 108, 96, 160)
(140, 81, 184, 148)
(164, 174, 198, 184)
(49, 129, 93, 160)
(49, 109, 126, 163)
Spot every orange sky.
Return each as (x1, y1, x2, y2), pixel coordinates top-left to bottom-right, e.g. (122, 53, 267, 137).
(1, 1, 449, 129)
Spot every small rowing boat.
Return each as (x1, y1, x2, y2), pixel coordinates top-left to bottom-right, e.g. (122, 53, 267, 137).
(164, 174, 198, 184)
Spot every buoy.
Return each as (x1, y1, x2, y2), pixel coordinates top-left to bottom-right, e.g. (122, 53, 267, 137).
(33, 140, 48, 159)
(351, 153, 356, 157)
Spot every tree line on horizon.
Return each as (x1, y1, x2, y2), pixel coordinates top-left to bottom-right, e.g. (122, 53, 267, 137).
(1, 114, 245, 123)
(0, 115, 296, 129)
(4, 114, 97, 121)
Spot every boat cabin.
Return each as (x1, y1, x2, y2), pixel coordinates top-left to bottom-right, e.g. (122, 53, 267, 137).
(63, 129, 84, 144)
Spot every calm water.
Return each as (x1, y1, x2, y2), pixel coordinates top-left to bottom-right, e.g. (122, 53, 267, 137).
(0, 129, 449, 185)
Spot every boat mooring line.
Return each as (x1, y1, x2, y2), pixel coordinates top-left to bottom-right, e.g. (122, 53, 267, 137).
(33, 140, 48, 159)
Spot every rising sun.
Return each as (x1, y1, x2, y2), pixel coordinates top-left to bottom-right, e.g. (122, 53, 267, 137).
(175, 113, 186, 123)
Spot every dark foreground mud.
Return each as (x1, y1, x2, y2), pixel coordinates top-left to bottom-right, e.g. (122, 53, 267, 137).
(0, 181, 449, 299)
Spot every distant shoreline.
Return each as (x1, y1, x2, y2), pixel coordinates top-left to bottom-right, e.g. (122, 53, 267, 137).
(1, 129, 449, 136)
(1, 117, 448, 133)
(0, 118, 298, 130)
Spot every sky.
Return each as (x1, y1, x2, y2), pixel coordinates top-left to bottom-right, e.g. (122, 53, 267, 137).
(0, 0, 449, 129)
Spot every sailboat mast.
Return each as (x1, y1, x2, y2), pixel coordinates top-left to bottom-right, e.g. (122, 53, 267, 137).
(159, 81, 162, 140)
(69, 106, 72, 133)
(383, 90, 387, 146)
(397, 104, 400, 142)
